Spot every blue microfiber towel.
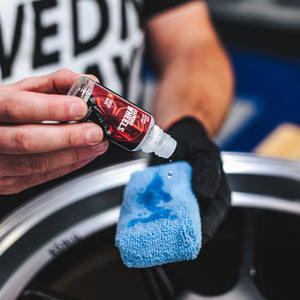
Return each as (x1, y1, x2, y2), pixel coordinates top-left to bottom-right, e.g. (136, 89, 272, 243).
(115, 161, 201, 268)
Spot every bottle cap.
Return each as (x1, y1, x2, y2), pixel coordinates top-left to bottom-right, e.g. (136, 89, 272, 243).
(141, 125, 177, 159)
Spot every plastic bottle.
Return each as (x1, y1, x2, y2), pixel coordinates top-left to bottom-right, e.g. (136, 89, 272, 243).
(68, 76, 177, 159)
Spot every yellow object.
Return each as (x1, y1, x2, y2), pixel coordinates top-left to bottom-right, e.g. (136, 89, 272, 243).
(254, 123, 300, 160)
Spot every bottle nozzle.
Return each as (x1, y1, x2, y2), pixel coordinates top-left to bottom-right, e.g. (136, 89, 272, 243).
(141, 125, 177, 159)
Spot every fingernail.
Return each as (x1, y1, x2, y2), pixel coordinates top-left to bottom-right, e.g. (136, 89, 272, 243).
(87, 126, 103, 144)
(71, 101, 87, 119)
(83, 74, 100, 83)
(93, 141, 109, 153)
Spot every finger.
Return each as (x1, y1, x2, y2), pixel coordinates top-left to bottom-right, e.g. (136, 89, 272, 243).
(0, 155, 101, 195)
(0, 123, 104, 154)
(10, 69, 81, 94)
(200, 172, 231, 245)
(0, 142, 108, 176)
(192, 155, 222, 207)
(0, 89, 88, 123)
(83, 74, 100, 83)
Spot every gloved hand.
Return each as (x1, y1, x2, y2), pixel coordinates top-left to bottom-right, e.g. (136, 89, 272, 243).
(151, 117, 231, 245)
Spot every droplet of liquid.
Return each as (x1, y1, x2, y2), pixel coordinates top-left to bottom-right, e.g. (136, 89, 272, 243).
(169, 159, 172, 163)
(249, 267, 256, 276)
(168, 171, 173, 178)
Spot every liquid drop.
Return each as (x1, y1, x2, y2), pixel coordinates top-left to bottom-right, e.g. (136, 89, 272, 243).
(168, 171, 173, 178)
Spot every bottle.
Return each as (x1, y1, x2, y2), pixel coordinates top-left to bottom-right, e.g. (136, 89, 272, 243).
(68, 76, 177, 159)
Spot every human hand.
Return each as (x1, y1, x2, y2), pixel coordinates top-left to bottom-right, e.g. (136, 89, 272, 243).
(151, 117, 231, 245)
(0, 69, 108, 195)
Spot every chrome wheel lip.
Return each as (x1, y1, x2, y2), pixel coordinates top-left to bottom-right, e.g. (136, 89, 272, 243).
(0, 159, 146, 256)
(232, 191, 300, 215)
(222, 152, 300, 181)
(0, 207, 121, 300)
(0, 152, 299, 300)
(1, 152, 300, 257)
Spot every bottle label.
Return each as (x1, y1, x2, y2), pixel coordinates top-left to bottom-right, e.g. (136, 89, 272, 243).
(91, 83, 152, 150)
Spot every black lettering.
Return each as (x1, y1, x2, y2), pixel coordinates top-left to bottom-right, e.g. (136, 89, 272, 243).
(48, 234, 81, 257)
(0, 5, 24, 79)
(84, 63, 104, 84)
(121, 0, 127, 40)
(62, 240, 69, 247)
(33, 0, 59, 68)
(121, 1, 143, 40)
(113, 56, 128, 97)
(113, 48, 138, 97)
(131, 0, 143, 29)
(72, 0, 108, 56)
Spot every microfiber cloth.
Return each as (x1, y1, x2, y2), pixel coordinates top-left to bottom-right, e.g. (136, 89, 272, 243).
(115, 161, 201, 268)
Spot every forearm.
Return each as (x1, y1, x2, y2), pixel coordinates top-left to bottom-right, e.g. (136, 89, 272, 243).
(152, 41, 233, 136)
(146, 1, 234, 136)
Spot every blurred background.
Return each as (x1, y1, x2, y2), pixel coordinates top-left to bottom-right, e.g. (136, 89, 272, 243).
(207, 0, 300, 159)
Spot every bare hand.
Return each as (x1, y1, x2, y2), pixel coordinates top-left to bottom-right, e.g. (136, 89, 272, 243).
(0, 69, 108, 194)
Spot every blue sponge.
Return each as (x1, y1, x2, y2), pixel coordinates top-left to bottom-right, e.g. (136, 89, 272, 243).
(115, 161, 201, 268)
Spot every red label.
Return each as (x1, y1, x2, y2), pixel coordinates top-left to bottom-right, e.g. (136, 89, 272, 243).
(92, 83, 152, 150)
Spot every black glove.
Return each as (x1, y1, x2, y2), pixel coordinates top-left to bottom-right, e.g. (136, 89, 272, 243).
(151, 117, 231, 245)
